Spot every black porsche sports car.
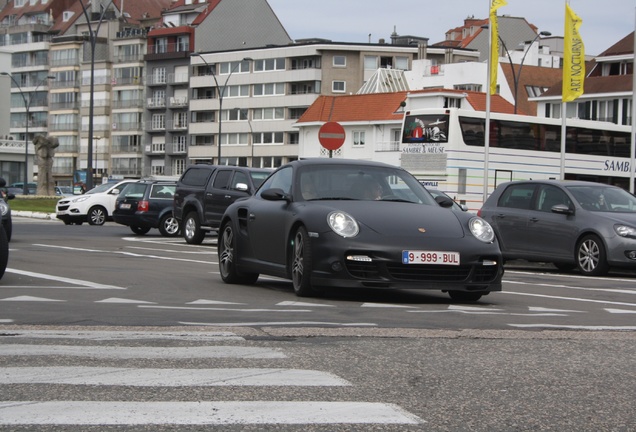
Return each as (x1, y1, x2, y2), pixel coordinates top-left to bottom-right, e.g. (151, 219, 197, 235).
(218, 159, 503, 301)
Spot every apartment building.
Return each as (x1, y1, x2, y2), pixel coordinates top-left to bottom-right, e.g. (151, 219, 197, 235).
(536, 32, 635, 126)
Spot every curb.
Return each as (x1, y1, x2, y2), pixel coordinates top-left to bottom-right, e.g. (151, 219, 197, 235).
(13, 210, 58, 220)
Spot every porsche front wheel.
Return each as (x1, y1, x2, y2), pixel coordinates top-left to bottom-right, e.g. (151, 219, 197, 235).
(291, 226, 315, 297)
(218, 222, 258, 285)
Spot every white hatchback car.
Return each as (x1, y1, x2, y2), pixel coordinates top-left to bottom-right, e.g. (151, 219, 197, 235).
(56, 180, 136, 225)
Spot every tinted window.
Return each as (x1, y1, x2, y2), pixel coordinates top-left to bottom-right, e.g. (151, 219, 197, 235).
(232, 171, 249, 189)
(250, 171, 271, 188)
(212, 170, 232, 190)
(119, 183, 147, 199)
(180, 167, 213, 187)
(150, 184, 175, 199)
(498, 184, 535, 210)
(536, 185, 571, 212)
(259, 166, 293, 195)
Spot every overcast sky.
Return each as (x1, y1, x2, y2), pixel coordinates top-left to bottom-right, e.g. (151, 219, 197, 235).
(267, 0, 634, 56)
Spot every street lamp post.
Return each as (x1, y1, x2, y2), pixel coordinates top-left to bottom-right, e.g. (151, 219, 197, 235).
(235, 108, 255, 166)
(1, 72, 54, 195)
(499, 31, 551, 114)
(79, 0, 114, 191)
(191, 54, 253, 164)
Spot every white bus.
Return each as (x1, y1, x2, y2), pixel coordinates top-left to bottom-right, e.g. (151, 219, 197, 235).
(400, 108, 633, 211)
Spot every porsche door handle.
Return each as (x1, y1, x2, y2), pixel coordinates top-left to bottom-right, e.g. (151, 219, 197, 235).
(248, 213, 256, 221)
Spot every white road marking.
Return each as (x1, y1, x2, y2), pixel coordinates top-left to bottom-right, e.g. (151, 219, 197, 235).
(505, 279, 636, 295)
(0, 345, 285, 359)
(277, 301, 335, 307)
(0, 330, 243, 341)
(605, 308, 636, 314)
(33, 244, 211, 264)
(508, 324, 636, 330)
(125, 245, 216, 255)
(95, 298, 157, 304)
(529, 307, 585, 313)
(449, 305, 504, 311)
(0, 367, 351, 387)
(0, 295, 64, 302)
(361, 303, 417, 308)
(506, 270, 636, 284)
(408, 309, 567, 316)
(187, 299, 245, 305)
(180, 321, 378, 327)
(0, 319, 13, 323)
(501, 290, 636, 308)
(139, 305, 312, 312)
(5, 268, 125, 289)
(0, 401, 423, 425)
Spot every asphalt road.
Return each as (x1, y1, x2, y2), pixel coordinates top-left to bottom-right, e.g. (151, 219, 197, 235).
(1, 217, 635, 431)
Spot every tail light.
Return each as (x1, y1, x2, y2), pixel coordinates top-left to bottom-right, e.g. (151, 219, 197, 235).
(137, 200, 149, 212)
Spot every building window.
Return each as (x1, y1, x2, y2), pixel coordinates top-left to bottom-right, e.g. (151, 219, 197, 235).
(333, 55, 346, 67)
(395, 56, 409, 70)
(254, 58, 285, 72)
(173, 158, 187, 175)
(353, 131, 365, 146)
(151, 114, 165, 130)
(332, 81, 346, 93)
(219, 59, 251, 74)
(253, 107, 284, 120)
(364, 55, 378, 70)
(253, 83, 285, 96)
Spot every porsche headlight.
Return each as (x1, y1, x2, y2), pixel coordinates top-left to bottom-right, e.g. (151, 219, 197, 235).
(328, 211, 359, 238)
(469, 217, 495, 243)
(0, 201, 8, 216)
(615, 224, 636, 239)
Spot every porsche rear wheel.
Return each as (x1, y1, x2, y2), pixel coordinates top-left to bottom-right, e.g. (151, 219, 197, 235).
(291, 226, 315, 297)
(218, 222, 258, 285)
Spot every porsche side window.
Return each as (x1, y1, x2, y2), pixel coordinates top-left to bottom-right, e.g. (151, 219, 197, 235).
(259, 166, 292, 195)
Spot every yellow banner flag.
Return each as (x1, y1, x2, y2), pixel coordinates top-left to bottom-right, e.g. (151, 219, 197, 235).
(562, 3, 585, 102)
(489, 0, 507, 95)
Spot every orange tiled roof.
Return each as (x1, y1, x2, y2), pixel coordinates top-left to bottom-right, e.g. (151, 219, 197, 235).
(297, 92, 408, 124)
(296, 89, 515, 124)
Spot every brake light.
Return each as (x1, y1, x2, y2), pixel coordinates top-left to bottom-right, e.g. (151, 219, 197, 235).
(137, 200, 149, 212)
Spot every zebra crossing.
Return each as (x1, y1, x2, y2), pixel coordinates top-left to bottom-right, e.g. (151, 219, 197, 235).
(0, 329, 424, 428)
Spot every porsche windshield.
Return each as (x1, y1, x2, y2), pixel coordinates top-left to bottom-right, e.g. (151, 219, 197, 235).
(298, 165, 436, 204)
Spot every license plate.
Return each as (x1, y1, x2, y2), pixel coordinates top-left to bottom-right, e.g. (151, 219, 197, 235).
(120, 203, 131, 209)
(402, 250, 460, 265)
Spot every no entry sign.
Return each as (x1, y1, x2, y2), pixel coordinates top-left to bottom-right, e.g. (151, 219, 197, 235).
(318, 122, 345, 151)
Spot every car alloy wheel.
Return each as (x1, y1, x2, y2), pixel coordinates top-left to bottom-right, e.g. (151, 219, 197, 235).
(218, 222, 258, 284)
(291, 226, 315, 297)
(183, 212, 204, 244)
(576, 234, 609, 276)
(88, 206, 107, 226)
(159, 214, 180, 237)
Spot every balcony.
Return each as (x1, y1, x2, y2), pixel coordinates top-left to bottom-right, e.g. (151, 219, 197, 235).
(112, 99, 145, 109)
(169, 97, 188, 108)
(144, 42, 191, 62)
(375, 141, 400, 152)
(147, 98, 166, 109)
